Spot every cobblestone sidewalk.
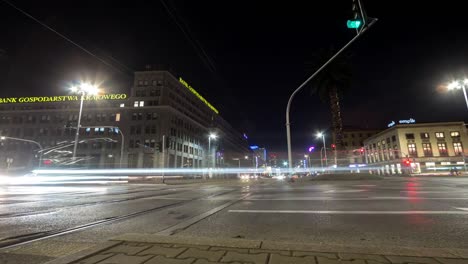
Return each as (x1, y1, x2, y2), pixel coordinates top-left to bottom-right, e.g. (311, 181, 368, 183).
(45, 234, 468, 264)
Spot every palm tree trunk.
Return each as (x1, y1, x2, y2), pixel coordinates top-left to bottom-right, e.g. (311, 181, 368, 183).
(328, 86, 343, 148)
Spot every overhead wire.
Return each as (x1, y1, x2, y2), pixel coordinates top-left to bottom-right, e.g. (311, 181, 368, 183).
(1, 0, 133, 77)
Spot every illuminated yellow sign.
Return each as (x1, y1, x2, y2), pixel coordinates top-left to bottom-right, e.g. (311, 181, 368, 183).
(179, 77, 219, 114)
(0, 94, 127, 104)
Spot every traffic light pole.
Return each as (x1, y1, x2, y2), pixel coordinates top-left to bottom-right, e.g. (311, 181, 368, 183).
(286, 18, 377, 176)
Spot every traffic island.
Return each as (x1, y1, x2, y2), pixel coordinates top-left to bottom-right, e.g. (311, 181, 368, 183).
(44, 233, 468, 264)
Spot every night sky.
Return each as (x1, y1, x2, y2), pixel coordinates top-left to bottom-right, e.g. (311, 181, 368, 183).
(1, 1, 467, 154)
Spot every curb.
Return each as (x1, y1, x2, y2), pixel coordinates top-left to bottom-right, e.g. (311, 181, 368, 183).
(42, 234, 468, 264)
(110, 233, 467, 258)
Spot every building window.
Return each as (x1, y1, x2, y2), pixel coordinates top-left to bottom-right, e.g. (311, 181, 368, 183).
(135, 140, 140, 148)
(132, 113, 137, 120)
(391, 135, 396, 142)
(438, 143, 448, 156)
(152, 113, 158, 120)
(422, 143, 432, 156)
(136, 126, 142, 135)
(420, 133, 429, 139)
(183, 145, 188, 153)
(151, 125, 156, 134)
(145, 126, 150, 134)
(435, 132, 445, 139)
(453, 142, 463, 155)
(351, 134, 355, 138)
(138, 80, 143, 86)
(134, 101, 139, 107)
(138, 113, 143, 120)
(408, 144, 417, 156)
(450, 131, 460, 138)
(115, 113, 121, 122)
(405, 133, 415, 140)
(120, 103, 125, 108)
(344, 134, 348, 138)
(144, 80, 148, 86)
(139, 101, 144, 107)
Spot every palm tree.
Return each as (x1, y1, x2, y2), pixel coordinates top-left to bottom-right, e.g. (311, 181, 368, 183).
(307, 48, 352, 149)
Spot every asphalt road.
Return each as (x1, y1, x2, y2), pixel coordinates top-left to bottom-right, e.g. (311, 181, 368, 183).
(1, 176, 468, 263)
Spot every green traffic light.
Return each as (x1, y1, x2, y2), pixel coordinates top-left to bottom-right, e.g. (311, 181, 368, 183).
(347, 20, 362, 29)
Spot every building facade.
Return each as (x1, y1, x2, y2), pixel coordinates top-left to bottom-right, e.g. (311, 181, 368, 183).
(0, 70, 250, 171)
(363, 122, 467, 175)
(339, 128, 380, 172)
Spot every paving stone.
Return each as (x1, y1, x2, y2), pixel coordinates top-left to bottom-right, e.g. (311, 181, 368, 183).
(269, 253, 316, 264)
(210, 246, 249, 253)
(250, 249, 291, 256)
(385, 256, 440, 264)
(338, 253, 390, 263)
(177, 248, 225, 262)
(173, 244, 211, 250)
(102, 244, 151, 255)
(193, 260, 242, 264)
(435, 258, 468, 264)
(293, 251, 338, 259)
(75, 253, 115, 264)
(0, 253, 53, 264)
(221, 251, 268, 264)
(95, 253, 153, 264)
(137, 245, 186, 257)
(144, 255, 196, 264)
(316, 256, 366, 264)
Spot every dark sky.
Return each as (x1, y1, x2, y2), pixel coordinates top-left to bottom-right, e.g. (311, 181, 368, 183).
(1, 1, 467, 155)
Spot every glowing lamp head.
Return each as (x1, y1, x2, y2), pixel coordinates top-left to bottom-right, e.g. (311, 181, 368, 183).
(209, 133, 217, 139)
(316, 132, 323, 138)
(448, 81, 460, 90)
(0, 136, 5, 140)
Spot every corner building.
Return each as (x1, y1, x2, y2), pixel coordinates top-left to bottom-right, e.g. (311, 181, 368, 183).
(363, 122, 467, 175)
(0, 70, 250, 170)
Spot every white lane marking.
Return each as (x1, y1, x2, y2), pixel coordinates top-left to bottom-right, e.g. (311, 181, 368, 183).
(455, 208, 468, 211)
(401, 191, 468, 193)
(228, 210, 468, 215)
(324, 190, 365, 193)
(244, 197, 468, 201)
(353, 185, 376, 187)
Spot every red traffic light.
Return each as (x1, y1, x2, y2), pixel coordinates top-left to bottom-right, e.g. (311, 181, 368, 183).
(331, 144, 336, 149)
(403, 159, 411, 166)
(360, 148, 364, 153)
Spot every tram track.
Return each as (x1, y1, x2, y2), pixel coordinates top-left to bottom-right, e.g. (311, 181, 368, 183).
(0, 187, 241, 249)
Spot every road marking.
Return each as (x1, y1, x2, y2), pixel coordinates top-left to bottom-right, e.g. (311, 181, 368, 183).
(245, 197, 468, 201)
(455, 208, 468, 211)
(324, 190, 365, 193)
(353, 185, 376, 187)
(228, 210, 468, 215)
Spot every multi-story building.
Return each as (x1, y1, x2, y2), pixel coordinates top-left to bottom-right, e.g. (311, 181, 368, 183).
(338, 128, 380, 172)
(0, 69, 250, 171)
(363, 122, 467, 175)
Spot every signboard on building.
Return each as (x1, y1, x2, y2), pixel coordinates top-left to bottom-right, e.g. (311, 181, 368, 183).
(0, 94, 127, 104)
(179, 77, 219, 114)
(388, 118, 416, 127)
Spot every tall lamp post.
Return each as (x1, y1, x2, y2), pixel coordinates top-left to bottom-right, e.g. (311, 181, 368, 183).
(447, 80, 468, 111)
(317, 132, 328, 169)
(0, 136, 43, 167)
(70, 83, 100, 161)
(207, 133, 217, 168)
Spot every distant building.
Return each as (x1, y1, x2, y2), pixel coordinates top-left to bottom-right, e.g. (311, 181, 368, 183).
(0, 70, 250, 171)
(363, 122, 467, 175)
(338, 128, 380, 172)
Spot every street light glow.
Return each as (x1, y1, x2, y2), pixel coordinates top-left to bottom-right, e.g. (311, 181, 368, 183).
(448, 81, 460, 90)
(316, 132, 323, 138)
(70, 82, 100, 95)
(209, 133, 217, 139)
(0, 136, 5, 140)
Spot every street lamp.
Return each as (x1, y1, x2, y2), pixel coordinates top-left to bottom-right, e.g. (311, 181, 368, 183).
(447, 79, 468, 111)
(207, 133, 217, 168)
(70, 83, 100, 161)
(0, 136, 43, 167)
(316, 132, 328, 169)
(304, 154, 310, 169)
